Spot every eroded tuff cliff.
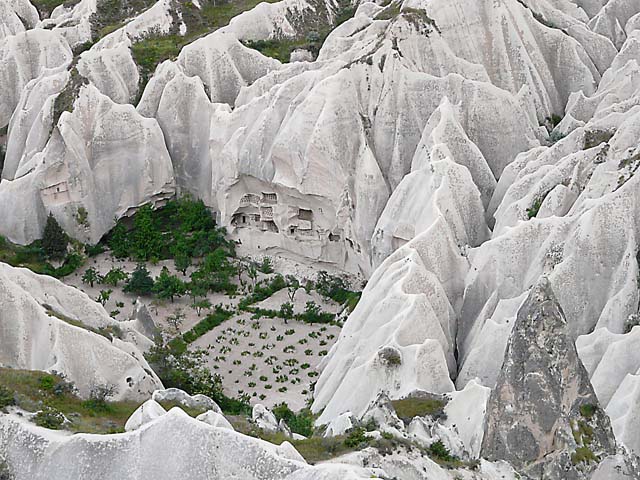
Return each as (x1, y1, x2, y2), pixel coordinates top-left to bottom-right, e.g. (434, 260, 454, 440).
(1, 0, 640, 478)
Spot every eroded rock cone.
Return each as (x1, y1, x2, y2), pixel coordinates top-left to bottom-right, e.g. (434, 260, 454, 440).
(481, 277, 616, 479)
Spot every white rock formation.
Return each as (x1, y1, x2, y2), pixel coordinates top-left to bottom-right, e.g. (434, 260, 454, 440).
(313, 131, 490, 421)
(0, 29, 72, 128)
(40, 0, 96, 48)
(0, 0, 38, 40)
(76, 42, 140, 104)
(0, 262, 162, 400)
(196, 410, 235, 430)
(124, 399, 167, 431)
(253, 403, 280, 432)
(323, 412, 355, 437)
(577, 327, 640, 454)
(152, 388, 221, 412)
(0, 408, 381, 480)
(440, 380, 491, 459)
(0, 83, 175, 245)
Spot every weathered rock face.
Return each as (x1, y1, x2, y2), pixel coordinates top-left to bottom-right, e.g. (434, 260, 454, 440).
(0, 262, 162, 401)
(0, 83, 176, 245)
(481, 278, 616, 478)
(0, 29, 72, 128)
(0, 0, 38, 40)
(0, 408, 378, 480)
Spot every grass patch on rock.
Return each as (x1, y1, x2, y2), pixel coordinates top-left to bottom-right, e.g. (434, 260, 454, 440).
(0, 368, 139, 433)
(0, 236, 84, 279)
(391, 395, 447, 423)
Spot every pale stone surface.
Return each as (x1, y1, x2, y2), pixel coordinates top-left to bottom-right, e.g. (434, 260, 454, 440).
(124, 399, 167, 431)
(196, 410, 235, 430)
(0, 0, 640, 476)
(0, 84, 175, 245)
(40, 0, 96, 48)
(152, 388, 221, 412)
(0, 409, 380, 480)
(76, 42, 140, 104)
(323, 412, 354, 437)
(0, 263, 162, 401)
(0, 0, 38, 40)
(0, 29, 72, 128)
(253, 403, 280, 432)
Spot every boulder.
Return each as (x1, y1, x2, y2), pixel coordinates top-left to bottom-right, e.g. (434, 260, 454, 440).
(124, 399, 167, 431)
(252, 403, 279, 432)
(196, 410, 234, 430)
(152, 388, 221, 412)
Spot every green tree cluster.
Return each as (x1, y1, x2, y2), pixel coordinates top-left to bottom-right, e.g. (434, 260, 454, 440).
(153, 266, 187, 302)
(106, 197, 233, 265)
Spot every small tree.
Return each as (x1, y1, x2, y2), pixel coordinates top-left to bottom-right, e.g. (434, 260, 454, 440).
(131, 204, 162, 261)
(153, 266, 187, 302)
(42, 213, 68, 259)
(280, 301, 294, 324)
(167, 308, 186, 333)
(95, 289, 112, 306)
(188, 278, 208, 303)
(101, 267, 128, 286)
(258, 257, 274, 274)
(285, 275, 300, 302)
(172, 233, 192, 276)
(123, 264, 155, 296)
(82, 383, 118, 412)
(108, 222, 129, 258)
(174, 250, 192, 276)
(236, 259, 246, 283)
(82, 267, 101, 287)
(247, 264, 258, 290)
(192, 298, 212, 316)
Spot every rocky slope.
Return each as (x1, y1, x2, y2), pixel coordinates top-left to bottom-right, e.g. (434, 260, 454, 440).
(1, 0, 640, 478)
(0, 262, 161, 400)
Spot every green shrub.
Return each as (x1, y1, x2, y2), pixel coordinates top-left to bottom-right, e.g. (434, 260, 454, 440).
(123, 264, 155, 296)
(313, 271, 361, 312)
(296, 301, 335, 324)
(258, 257, 274, 274)
(527, 197, 544, 219)
(344, 427, 368, 448)
(571, 446, 597, 465)
(34, 405, 65, 429)
(271, 402, 315, 437)
(579, 404, 597, 419)
(239, 275, 287, 309)
(103, 196, 231, 263)
(39, 375, 56, 391)
(0, 385, 15, 409)
(428, 440, 455, 462)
